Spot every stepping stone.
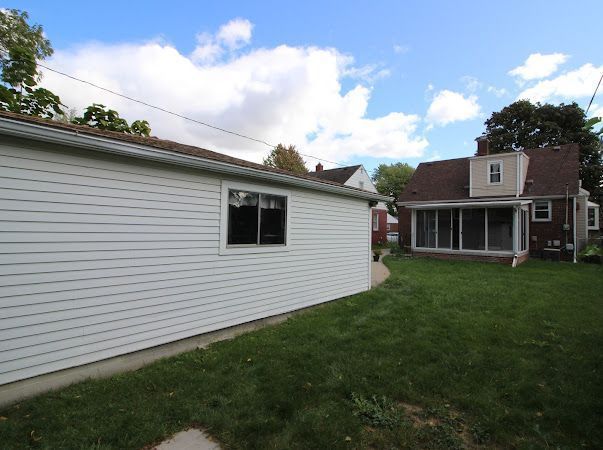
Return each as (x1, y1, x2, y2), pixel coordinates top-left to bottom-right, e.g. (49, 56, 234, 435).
(154, 429, 220, 450)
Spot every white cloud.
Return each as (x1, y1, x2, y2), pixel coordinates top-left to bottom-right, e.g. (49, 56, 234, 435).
(426, 90, 480, 126)
(509, 52, 569, 81)
(393, 44, 409, 54)
(487, 86, 507, 98)
(216, 18, 253, 49)
(191, 18, 253, 64)
(41, 21, 427, 166)
(461, 76, 482, 93)
(516, 63, 603, 103)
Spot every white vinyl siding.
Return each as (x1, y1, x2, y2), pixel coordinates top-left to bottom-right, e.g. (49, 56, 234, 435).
(0, 139, 370, 385)
(345, 167, 377, 193)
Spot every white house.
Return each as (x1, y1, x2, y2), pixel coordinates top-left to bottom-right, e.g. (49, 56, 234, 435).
(308, 163, 389, 243)
(0, 111, 388, 404)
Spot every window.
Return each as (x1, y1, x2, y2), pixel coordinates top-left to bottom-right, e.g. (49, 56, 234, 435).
(488, 161, 502, 184)
(372, 212, 379, 231)
(532, 200, 552, 221)
(228, 190, 286, 246)
(588, 207, 599, 230)
(415, 210, 436, 248)
(461, 208, 486, 250)
(488, 208, 513, 251)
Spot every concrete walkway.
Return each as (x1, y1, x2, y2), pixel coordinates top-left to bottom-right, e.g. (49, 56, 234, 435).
(371, 249, 391, 287)
(154, 429, 220, 450)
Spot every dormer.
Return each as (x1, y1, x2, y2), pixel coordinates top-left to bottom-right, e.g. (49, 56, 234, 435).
(469, 137, 529, 197)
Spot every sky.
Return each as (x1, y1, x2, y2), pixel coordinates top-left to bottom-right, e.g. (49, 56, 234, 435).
(8, 0, 603, 173)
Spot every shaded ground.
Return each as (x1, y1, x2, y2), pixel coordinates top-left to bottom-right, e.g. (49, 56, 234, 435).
(1, 258, 601, 449)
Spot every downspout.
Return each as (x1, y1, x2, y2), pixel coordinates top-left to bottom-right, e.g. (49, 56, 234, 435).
(565, 183, 569, 259)
(573, 197, 577, 263)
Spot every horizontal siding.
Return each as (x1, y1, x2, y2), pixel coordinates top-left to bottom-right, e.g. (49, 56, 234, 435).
(0, 139, 370, 385)
(471, 153, 518, 197)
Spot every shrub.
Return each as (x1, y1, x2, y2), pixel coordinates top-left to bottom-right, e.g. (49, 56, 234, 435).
(578, 244, 602, 264)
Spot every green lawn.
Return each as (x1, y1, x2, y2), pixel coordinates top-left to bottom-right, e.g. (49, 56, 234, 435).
(1, 258, 602, 449)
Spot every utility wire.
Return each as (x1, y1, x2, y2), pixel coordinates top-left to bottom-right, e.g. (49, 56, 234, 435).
(585, 70, 603, 115)
(1, 51, 345, 167)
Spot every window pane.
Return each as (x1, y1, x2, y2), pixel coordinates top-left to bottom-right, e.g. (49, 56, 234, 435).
(462, 208, 485, 250)
(426, 210, 436, 248)
(228, 190, 259, 245)
(437, 209, 451, 248)
(416, 210, 435, 248)
(259, 194, 286, 245)
(488, 208, 513, 251)
(452, 209, 460, 249)
(588, 208, 595, 227)
(416, 210, 426, 247)
(490, 172, 501, 183)
(372, 213, 379, 231)
(521, 209, 528, 251)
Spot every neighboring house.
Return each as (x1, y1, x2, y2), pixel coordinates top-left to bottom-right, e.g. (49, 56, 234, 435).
(308, 164, 389, 244)
(397, 137, 598, 264)
(0, 111, 387, 403)
(587, 201, 601, 240)
(387, 214, 398, 233)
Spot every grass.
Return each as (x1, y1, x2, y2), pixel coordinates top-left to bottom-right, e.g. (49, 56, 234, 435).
(1, 258, 602, 449)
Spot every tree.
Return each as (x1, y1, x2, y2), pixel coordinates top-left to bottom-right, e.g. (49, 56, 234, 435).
(0, 9, 152, 135)
(372, 162, 415, 216)
(0, 9, 64, 118)
(73, 104, 151, 137)
(485, 100, 602, 202)
(263, 144, 308, 174)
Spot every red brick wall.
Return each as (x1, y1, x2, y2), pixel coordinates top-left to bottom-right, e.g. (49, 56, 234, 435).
(529, 198, 574, 261)
(371, 209, 387, 245)
(398, 207, 412, 248)
(413, 251, 529, 265)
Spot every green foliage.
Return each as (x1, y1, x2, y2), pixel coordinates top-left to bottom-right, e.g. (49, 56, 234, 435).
(485, 100, 603, 203)
(263, 143, 308, 174)
(578, 244, 602, 264)
(350, 393, 400, 428)
(73, 104, 151, 137)
(372, 162, 415, 216)
(0, 10, 64, 118)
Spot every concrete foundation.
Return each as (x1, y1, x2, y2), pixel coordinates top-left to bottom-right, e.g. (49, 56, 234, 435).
(0, 312, 295, 408)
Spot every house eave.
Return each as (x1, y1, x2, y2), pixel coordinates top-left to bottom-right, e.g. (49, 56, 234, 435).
(398, 194, 575, 207)
(404, 199, 532, 209)
(0, 117, 390, 203)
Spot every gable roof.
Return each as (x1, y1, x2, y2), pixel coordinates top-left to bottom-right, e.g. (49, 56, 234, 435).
(308, 165, 362, 184)
(398, 144, 580, 203)
(0, 111, 389, 201)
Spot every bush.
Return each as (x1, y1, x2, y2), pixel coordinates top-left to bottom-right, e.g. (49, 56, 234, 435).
(578, 244, 602, 264)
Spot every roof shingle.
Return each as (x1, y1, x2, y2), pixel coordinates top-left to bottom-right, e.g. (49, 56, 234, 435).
(398, 144, 580, 202)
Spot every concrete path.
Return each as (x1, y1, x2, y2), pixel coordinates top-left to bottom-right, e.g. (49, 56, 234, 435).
(154, 429, 220, 450)
(371, 249, 391, 287)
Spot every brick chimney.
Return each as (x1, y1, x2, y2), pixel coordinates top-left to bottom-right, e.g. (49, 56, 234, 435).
(475, 136, 490, 156)
(315, 162, 324, 172)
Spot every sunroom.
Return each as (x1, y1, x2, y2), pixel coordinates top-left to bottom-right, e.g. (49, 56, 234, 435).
(408, 200, 531, 257)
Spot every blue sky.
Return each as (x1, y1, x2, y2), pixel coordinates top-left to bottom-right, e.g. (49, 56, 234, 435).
(10, 1, 603, 174)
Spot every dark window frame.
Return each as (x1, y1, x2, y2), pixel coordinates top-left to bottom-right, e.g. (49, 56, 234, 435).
(227, 189, 287, 247)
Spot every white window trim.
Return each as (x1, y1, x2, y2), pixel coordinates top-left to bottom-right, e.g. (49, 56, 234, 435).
(372, 212, 379, 231)
(220, 179, 291, 255)
(532, 200, 552, 222)
(588, 206, 600, 230)
(487, 160, 503, 185)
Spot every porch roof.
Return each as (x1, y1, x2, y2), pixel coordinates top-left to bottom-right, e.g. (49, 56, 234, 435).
(406, 199, 532, 209)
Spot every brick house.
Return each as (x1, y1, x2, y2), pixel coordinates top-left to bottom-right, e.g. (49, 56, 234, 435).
(397, 138, 598, 264)
(309, 164, 388, 245)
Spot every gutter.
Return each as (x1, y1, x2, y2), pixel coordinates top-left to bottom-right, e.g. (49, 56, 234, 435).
(0, 117, 390, 203)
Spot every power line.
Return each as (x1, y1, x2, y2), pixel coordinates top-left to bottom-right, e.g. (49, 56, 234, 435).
(1, 50, 345, 167)
(585, 70, 603, 115)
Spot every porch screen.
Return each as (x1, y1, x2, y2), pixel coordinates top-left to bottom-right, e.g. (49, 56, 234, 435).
(416, 210, 436, 248)
(461, 208, 485, 250)
(487, 208, 513, 251)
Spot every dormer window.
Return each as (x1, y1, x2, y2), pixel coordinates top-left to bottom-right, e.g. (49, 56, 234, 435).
(488, 161, 502, 184)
